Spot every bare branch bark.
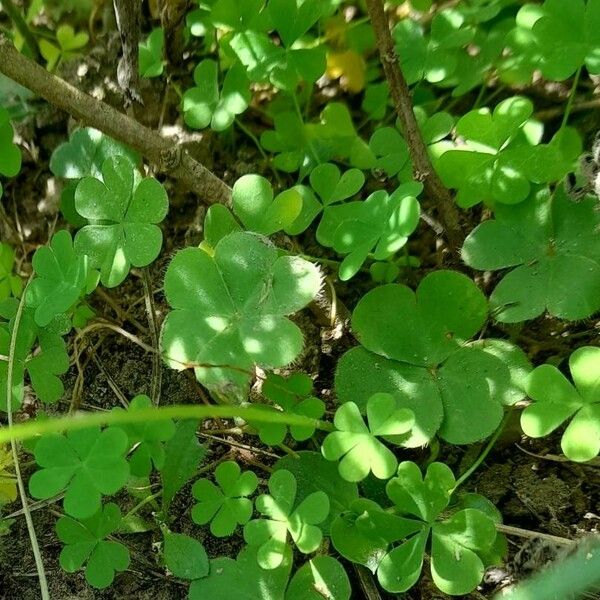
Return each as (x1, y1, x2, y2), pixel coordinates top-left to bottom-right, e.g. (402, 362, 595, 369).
(364, 0, 464, 250)
(0, 35, 232, 205)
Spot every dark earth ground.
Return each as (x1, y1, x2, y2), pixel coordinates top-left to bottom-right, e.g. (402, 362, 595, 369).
(0, 24, 599, 600)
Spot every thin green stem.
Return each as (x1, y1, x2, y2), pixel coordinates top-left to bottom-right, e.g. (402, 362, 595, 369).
(452, 411, 511, 492)
(5, 278, 49, 600)
(560, 65, 582, 131)
(292, 93, 320, 163)
(123, 491, 162, 521)
(0, 404, 335, 445)
(235, 118, 283, 185)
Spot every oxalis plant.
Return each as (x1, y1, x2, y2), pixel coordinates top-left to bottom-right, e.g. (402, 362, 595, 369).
(0, 0, 600, 598)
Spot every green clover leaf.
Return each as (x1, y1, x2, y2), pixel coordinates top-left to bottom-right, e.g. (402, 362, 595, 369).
(462, 185, 600, 322)
(192, 460, 258, 537)
(254, 372, 325, 444)
(25, 230, 89, 327)
(160, 232, 321, 390)
(0, 308, 70, 409)
(50, 127, 138, 180)
(374, 462, 499, 595)
(243, 469, 330, 569)
(436, 96, 538, 207)
(285, 556, 351, 600)
(189, 545, 293, 600)
(336, 270, 516, 445)
(232, 174, 302, 235)
(210, 0, 267, 31)
(0, 107, 21, 188)
(285, 163, 365, 235)
(139, 28, 164, 78)
(74, 155, 168, 287)
(183, 60, 250, 131)
(321, 183, 421, 281)
(321, 393, 414, 482)
(521, 346, 600, 462)
(29, 426, 130, 518)
(528, 0, 600, 81)
(392, 9, 474, 85)
(39, 24, 89, 70)
(111, 395, 176, 477)
(0, 243, 22, 300)
(56, 503, 130, 589)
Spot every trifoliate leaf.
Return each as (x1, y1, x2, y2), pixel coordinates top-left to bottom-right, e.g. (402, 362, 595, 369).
(161, 232, 321, 389)
(26, 230, 89, 327)
(322, 394, 414, 482)
(243, 469, 329, 569)
(253, 372, 325, 444)
(521, 346, 600, 462)
(232, 174, 302, 235)
(39, 24, 88, 70)
(183, 60, 250, 131)
(0, 309, 70, 409)
(325, 183, 421, 281)
(74, 156, 168, 287)
(462, 185, 600, 322)
(337, 270, 514, 444)
(192, 460, 258, 537)
(56, 503, 130, 589)
(50, 128, 138, 180)
(29, 426, 130, 519)
(111, 395, 176, 477)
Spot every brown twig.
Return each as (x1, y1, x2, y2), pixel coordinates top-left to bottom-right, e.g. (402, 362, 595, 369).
(0, 35, 231, 205)
(364, 0, 463, 251)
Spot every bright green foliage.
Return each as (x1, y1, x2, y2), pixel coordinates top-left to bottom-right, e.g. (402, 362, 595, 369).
(285, 556, 351, 600)
(160, 232, 321, 389)
(336, 270, 515, 445)
(436, 97, 579, 207)
(74, 156, 168, 287)
(192, 460, 258, 536)
(359, 127, 411, 179)
(112, 395, 176, 477)
(183, 60, 250, 131)
(515, 0, 600, 81)
(392, 9, 474, 85)
(202, 204, 243, 250)
(462, 185, 600, 322)
(229, 0, 327, 91)
(160, 420, 206, 511)
(260, 103, 361, 175)
(163, 532, 209, 579)
(50, 128, 138, 180)
(189, 545, 293, 600)
(39, 24, 89, 70)
(521, 346, 600, 462)
(376, 462, 499, 595)
(0, 308, 70, 409)
(56, 503, 130, 589)
(29, 426, 130, 518)
(274, 451, 359, 533)
(323, 183, 421, 280)
(232, 174, 302, 235)
(243, 469, 330, 569)
(0, 243, 22, 300)
(139, 28, 164, 78)
(0, 106, 22, 198)
(26, 230, 89, 327)
(254, 372, 325, 444)
(321, 394, 414, 482)
(285, 163, 365, 234)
